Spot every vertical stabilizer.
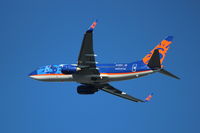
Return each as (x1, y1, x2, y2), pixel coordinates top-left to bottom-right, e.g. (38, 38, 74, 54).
(143, 36, 173, 65)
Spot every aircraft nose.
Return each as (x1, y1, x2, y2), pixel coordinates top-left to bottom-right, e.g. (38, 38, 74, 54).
(28, 70, 37, 78)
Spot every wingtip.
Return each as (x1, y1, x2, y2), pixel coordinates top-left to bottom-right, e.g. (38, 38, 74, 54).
(144, 93, 154, 102)
(88, 20, 98, 31)
(175, 76, 181, 80)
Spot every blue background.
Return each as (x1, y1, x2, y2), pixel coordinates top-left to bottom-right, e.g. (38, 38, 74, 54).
(1, 0, 199, 133)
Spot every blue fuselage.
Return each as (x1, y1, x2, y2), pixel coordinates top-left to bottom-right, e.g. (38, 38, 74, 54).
(29, 60, 154, 83)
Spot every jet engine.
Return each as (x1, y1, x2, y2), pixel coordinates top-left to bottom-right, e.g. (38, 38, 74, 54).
(77, 85, 98, 94)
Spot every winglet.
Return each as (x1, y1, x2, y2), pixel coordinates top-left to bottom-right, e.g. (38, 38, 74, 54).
(88, 20, 98, 31)
(144, 93, 154, 102)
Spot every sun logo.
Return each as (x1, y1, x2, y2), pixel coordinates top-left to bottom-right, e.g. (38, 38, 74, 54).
(143, 38, 172, 65)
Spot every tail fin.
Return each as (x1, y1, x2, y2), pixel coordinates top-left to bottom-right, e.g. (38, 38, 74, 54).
(143, 36, 173, 65)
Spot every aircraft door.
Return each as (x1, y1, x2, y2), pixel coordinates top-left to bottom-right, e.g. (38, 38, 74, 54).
(132, 64, 137, 72)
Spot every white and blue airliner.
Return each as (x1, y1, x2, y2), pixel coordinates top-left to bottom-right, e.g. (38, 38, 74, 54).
(29, 21, 179, 102)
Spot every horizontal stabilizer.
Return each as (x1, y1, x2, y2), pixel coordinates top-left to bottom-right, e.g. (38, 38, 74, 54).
(159, 69, 180, 80)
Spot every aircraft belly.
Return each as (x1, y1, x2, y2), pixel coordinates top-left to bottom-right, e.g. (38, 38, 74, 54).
(53, 75, 74, 82)
(30, 74, 74, 82)
(73, 74, 109, 84)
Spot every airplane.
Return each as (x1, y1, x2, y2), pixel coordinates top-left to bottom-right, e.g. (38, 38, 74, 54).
(29, 21, 180, 102)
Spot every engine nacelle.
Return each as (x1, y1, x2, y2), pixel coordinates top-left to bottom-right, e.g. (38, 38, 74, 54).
(61, 65, 77, 74)
(77, 85, 98, 94)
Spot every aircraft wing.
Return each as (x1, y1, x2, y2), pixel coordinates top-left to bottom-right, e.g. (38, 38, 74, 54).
(100, 84, 145, 102)
(77, 21, 99, 74)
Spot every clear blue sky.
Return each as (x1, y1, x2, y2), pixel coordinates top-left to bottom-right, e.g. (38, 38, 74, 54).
(1, 0, 200, 133)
